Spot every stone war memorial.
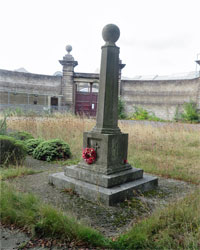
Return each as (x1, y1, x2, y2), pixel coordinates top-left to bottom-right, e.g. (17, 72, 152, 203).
(49, 24, 158, 206)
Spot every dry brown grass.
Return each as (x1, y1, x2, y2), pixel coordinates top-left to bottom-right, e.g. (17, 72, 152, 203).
(120, 122, 200, 184)
(7, 115, 200, 184)
(7, 115, 95, 159)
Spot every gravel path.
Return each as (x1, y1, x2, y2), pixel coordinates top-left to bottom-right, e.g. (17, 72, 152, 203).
(1, 226, 29, 250)
(1, 156, 199, 249)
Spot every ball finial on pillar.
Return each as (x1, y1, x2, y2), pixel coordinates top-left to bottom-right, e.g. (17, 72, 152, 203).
(66, 45, 72, 54)
(102, 24, 120, 45)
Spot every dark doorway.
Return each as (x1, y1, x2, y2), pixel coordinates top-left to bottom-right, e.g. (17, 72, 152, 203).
(51, 97, 58, 111)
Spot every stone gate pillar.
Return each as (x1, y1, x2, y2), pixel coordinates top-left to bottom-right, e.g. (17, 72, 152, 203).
(59, 45, 78, 112)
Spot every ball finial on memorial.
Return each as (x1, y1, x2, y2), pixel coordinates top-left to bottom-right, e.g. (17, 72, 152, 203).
(102, 24, 120, 45)
(66, 45, 72, 54)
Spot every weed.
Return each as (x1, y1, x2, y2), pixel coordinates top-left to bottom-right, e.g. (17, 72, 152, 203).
(54, 159, 80, 166)
(143, 189, 167, 199)
(0, 183, 111, 248)
(116, 188, 200, 249)
(0, 135, 27, 166)
(0, 115, 7, 135)
(61, 188, 76, 196)
(174, 101, 200, 123)
(0, 166, 39, 180)
(181, 101, 200, 122)
(129, 106, 164, 122)
(118, 97, 127, 119)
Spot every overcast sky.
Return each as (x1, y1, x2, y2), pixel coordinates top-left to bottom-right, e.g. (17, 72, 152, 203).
(0, 0, 200, 77)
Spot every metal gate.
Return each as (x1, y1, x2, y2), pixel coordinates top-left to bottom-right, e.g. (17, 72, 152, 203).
(75, 83, 98, 117)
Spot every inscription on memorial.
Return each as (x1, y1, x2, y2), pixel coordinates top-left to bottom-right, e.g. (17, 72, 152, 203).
(111, 137, 118, 162)
(88, 138, 101, 161)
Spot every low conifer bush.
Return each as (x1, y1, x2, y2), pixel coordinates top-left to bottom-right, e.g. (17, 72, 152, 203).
(32, 139, 71, 162)
(9, 131, 34, 141)
(0, 135, 27, 166)
(25, 138, 44, 155)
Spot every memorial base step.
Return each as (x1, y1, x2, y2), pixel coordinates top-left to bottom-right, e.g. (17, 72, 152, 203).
(49, 171, 158, 206)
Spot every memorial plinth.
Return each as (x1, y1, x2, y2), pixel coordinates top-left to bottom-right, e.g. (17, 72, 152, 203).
(49, 24, 158, 206)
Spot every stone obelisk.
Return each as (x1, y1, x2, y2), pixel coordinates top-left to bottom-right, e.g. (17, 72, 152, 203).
(93, 24, 121, 135)
(78, 24, 132, 175)
(49, 24, 158, 206)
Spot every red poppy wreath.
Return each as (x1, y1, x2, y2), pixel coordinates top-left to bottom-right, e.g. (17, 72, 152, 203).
(82, 147, 97, 164)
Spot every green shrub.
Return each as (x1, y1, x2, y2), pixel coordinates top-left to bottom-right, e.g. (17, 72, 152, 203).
(0, 135, 27, 166)
(12, 107, 25, 116)
(33, 139, 71, 162)
(131, 107, 149, 120)
(181, 101, 200, 122)
(25, 138, 44, 155)
(129, 106, 163, 121)
(174, 102, 200, 123)
(118, 97, 127, 119)
(9, 131, 34, 141)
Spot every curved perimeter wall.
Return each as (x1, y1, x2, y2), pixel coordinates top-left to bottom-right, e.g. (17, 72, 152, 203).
(1, 68, 200, 120)
(121, 77, 200, 120)
(0, 69, 61, 95)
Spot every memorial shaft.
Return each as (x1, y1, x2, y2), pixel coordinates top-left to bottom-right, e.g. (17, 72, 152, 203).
(95, 45, 120, 134)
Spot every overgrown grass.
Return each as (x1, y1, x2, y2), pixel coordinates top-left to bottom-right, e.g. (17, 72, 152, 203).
(3, 114, 200, 248)
(7, 115, 200, 183)
(1, 182, 200, 249)
(0, 166, 39, 180)
(0, 182, 110, 248)
(116, 188, 200, 249)
(124, 123, 200, 184)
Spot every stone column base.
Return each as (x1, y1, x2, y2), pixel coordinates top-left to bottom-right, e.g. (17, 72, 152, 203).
(49, 171, 158, 206)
